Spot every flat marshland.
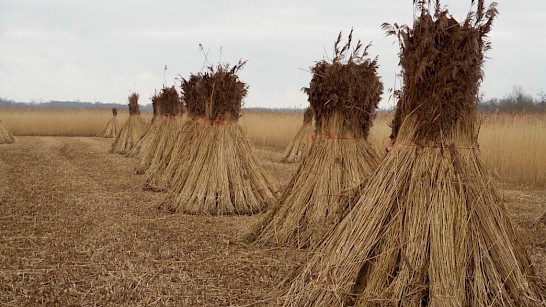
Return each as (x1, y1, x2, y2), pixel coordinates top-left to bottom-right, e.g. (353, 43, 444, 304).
(0, 108, 545, 305)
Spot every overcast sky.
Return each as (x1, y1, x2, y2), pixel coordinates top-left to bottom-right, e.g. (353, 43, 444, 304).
(0, 0, 544, 109)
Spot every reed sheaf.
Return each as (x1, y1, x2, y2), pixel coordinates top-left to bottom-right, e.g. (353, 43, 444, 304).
(247, 31, 383, 248)
(141, 87, 187, 184)
(110, 93, 147, 154)
(159, 61, 277, 215)
(0, 118, 15, 144)
(284, 1, 545, 306)
(143, 75, 208, 191)
(98, 108, 119, 138)
(280, 107, 315, 163)
(135, 86, 182, 175)
(127, 93, 161, 158)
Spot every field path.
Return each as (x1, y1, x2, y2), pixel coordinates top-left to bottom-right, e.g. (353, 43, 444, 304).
(0, 136, 305, 306)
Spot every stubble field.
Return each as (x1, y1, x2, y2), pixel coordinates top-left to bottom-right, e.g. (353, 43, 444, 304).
(0, 109, 545, 305)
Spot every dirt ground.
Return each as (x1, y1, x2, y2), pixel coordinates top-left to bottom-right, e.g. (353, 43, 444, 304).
(0, 137, 545, 306)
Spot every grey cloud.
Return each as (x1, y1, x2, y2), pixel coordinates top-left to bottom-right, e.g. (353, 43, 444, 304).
(0, 1, 545, 108)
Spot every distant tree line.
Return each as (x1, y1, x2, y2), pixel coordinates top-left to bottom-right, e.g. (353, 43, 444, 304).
(0, 98, 154, 112)
(2, 86, 545, 114)
(479, 86, 546, 113)
(0, 97, 305, 113)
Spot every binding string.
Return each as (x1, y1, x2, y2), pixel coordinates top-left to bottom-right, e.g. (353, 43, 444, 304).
(309, 129, 364, 158)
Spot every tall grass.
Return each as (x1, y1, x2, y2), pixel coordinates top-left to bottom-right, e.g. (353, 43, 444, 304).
(239, 111, 303, 150)
(1, 108, 544, 187)
(478, 113, 546, 187)
(0, 108, 152, 137)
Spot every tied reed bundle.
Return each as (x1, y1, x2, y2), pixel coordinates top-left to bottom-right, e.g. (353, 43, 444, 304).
(247, 31, 382, 248)
(280, 107, 315, 163)
(98, 108, 119, 138)
(141, 87, 187, 180)
(110, 93, 148, 154)
(144, 74, 207, 191)
(127, 93, 161, 157)
(158, 61, 277, 215)
(135, 86, 183, 175)
(0, 118, 15, 144)
(284, 1, 545, 306)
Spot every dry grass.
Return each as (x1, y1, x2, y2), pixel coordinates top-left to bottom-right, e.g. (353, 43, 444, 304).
(0, 108, 544, 187)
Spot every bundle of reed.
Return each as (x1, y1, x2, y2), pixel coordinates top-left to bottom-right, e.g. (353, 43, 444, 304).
(142, 92, 189, 187)
(140, 91, 186, 181)
(247, 31, 382, 248)
(127, 93, 161, 157)
(98, 108, 119, 138)
(110, 93, 148, 154)
(159, 61, 277, 215)
(144, 74, 208, 191)
(284, 1, 545, 306)
(0, 119, 15, 144)
(135, 86, 182, 175)
(280, 107, 315, 163)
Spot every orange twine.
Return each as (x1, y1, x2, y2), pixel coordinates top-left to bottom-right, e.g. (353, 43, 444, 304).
(194, 116, 238, 128)
(309, 129, 363, 158)
(310, 130, 361, 142)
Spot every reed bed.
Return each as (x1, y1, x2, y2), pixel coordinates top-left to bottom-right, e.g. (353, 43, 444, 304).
(479, 112, 546, 186)
(239, 111, 303, 149)
(0, 108, 544, 187)
(0, 108, 152, 137)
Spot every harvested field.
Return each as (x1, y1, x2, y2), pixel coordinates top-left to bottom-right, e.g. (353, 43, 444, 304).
(0, 136, 544, 305)
(0, 137, 306, 305)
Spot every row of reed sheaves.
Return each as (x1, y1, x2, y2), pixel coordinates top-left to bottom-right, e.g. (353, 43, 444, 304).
(280, 1, 545, 306)
(118, 62, 277, 215)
